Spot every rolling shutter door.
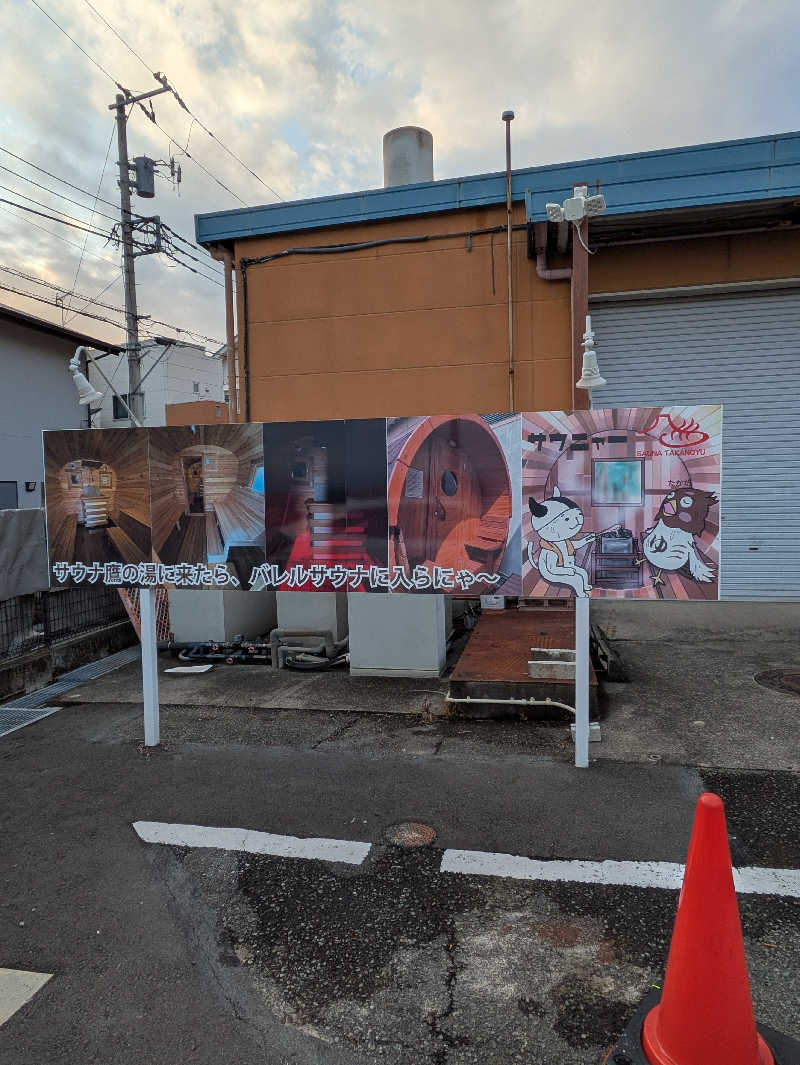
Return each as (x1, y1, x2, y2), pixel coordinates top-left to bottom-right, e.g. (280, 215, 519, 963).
(590, 289, 800, 601)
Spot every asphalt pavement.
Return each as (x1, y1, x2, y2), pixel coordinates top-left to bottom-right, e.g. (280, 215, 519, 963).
(1, 610, 799, 1064)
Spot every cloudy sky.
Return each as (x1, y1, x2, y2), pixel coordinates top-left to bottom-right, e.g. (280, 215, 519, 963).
(1, 0, 798, 352)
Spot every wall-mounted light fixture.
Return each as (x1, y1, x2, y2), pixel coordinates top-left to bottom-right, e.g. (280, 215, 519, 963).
(25, 481, 37, 492)
(575, 315, 607, 391)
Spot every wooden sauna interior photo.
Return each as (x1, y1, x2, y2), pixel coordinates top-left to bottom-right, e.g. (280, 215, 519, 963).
(262, 420, 388, 575)
(44, 428, 152, 567)
(149, 424, 265, 578)
(387, 415, 513, 590)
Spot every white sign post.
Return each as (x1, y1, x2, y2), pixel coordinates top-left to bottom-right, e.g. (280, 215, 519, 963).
(573, 597, 590, 768)
(139, 587, 160, 746)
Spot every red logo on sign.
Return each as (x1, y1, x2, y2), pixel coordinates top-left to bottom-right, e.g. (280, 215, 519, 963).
(643, 413, 710, 449)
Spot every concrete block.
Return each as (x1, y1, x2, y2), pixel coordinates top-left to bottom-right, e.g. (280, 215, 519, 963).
(276, 592, 348, 641)
(168, 590, 276, 642)
(347, 593, 446, 677)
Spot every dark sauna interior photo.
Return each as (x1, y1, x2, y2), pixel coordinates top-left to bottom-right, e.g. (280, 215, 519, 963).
(44, 428, 152, 567)
(388, 415, 512, 588)
(149, 424, 265, 581)
(263, 419, 388, 576)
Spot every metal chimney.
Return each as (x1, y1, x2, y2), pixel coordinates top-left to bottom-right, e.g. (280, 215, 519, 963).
(383, 126, 433, 187)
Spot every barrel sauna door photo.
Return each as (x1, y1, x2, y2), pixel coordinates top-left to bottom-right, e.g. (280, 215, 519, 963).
(43, 428, 152, 582)
(387, 415, 521, 595)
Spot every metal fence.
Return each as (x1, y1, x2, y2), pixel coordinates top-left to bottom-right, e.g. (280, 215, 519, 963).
(0, 585, 130, 659)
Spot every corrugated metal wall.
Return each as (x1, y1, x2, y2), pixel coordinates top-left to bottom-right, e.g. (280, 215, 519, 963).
(591, 288, 800, 601)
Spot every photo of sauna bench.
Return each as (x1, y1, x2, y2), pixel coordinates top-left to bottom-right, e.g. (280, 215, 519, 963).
(150, 426, 265, 568)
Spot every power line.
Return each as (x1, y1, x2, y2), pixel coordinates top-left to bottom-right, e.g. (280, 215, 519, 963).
(0, 144, 119, 211)
(0, 144, 222, 270)
(0, 195, 116, 240)
(27, 0, 256, 209)
(147, 112, 248, 207)
(0, 262, 224, 346)
(80, 0, 285, 202)
(64, 273, 122, 325)
(0, 264, 126, 317)
(81, 0, 150, 71)
(0, 181, 118, 228)
(161, 247, 225, 288)
(0, 161, 118, 222)
(0, 204, 123, 267)
(0, 278, 125, 331)
(66, 122, 117, 320)
(160, 230, 223, 272)
(158, 222, 223, 272)
(27, 0, 124, 90)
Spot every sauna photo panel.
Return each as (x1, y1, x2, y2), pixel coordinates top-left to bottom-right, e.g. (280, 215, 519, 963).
(262, 419, 388, 590)
(43, 427, 152, 584)
(521, 407, 722, 601)
(149, 424, 265, 584)
(387, 414, 520, 595)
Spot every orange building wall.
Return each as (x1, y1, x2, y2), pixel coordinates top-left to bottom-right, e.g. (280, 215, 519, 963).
(166, 400, 229, 425)
(590, 229, 800, 293)
(232, 212, 800, 423)
(234, 205, 573, 421)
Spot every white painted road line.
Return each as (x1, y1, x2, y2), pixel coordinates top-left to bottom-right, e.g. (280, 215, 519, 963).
(132, 823, 800, 897)
(0, 969, 53, 1027)
(133, 821, 372, 865)
(440, 849, 800, 898)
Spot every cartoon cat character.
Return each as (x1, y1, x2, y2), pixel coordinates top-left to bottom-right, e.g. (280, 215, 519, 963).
(527, 488, 595, 598)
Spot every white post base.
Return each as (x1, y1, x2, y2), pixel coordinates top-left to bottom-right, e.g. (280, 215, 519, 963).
(574, 596, 590, 768)
(140, 587, 160, 747)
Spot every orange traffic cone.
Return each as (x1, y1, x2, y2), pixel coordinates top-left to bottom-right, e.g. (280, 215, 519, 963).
(642, 792, 773, 1065)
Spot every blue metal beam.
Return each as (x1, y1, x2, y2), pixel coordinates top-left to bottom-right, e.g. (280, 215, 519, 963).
(195, 131, 800, 245)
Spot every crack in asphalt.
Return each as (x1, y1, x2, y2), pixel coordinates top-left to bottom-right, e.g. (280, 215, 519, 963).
(312, 716, 359, 749)
(426, 928, 461, 1063)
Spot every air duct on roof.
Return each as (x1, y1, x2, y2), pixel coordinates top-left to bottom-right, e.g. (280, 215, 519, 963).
(383, 126, 433, 188)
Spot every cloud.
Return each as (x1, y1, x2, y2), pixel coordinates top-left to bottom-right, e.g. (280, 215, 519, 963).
(0, 0, 798, 352)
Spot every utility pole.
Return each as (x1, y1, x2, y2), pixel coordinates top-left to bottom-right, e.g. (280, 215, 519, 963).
(110, 86, 169, 425)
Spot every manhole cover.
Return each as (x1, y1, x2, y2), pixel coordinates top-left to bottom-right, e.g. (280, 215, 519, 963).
(754, 669, 800, 696)
(384, 822, 437, 848)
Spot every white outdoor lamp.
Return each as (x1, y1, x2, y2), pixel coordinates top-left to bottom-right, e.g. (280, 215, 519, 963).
(68, 351, 103, 406)
(69, 345, 144, 427)
(575, 314, 607, 391)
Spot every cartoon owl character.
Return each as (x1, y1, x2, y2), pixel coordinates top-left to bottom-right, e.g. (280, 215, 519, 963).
(528, 487, 595, 598)
(639, 487, 718, 586)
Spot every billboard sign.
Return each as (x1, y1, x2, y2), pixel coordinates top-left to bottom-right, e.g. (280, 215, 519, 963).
(44, 407, 720, 599)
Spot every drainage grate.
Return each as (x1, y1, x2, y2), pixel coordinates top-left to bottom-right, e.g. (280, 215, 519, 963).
(754, 669, 800, 696)
(384, 822, 437, 848)
(2, 645, 141, 718)
(0, 706, 62, 739)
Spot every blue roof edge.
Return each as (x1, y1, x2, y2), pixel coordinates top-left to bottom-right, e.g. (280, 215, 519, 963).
(195, 130, 800, 245)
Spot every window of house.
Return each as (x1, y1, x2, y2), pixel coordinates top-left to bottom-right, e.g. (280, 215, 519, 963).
(192, 381, 200, 393)
(0, 482, 19, 509)
(112, 394, 130, 420)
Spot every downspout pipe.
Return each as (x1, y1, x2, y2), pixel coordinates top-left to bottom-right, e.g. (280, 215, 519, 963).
(210, 245, 241, 422)
(533, 222, 572, 282)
